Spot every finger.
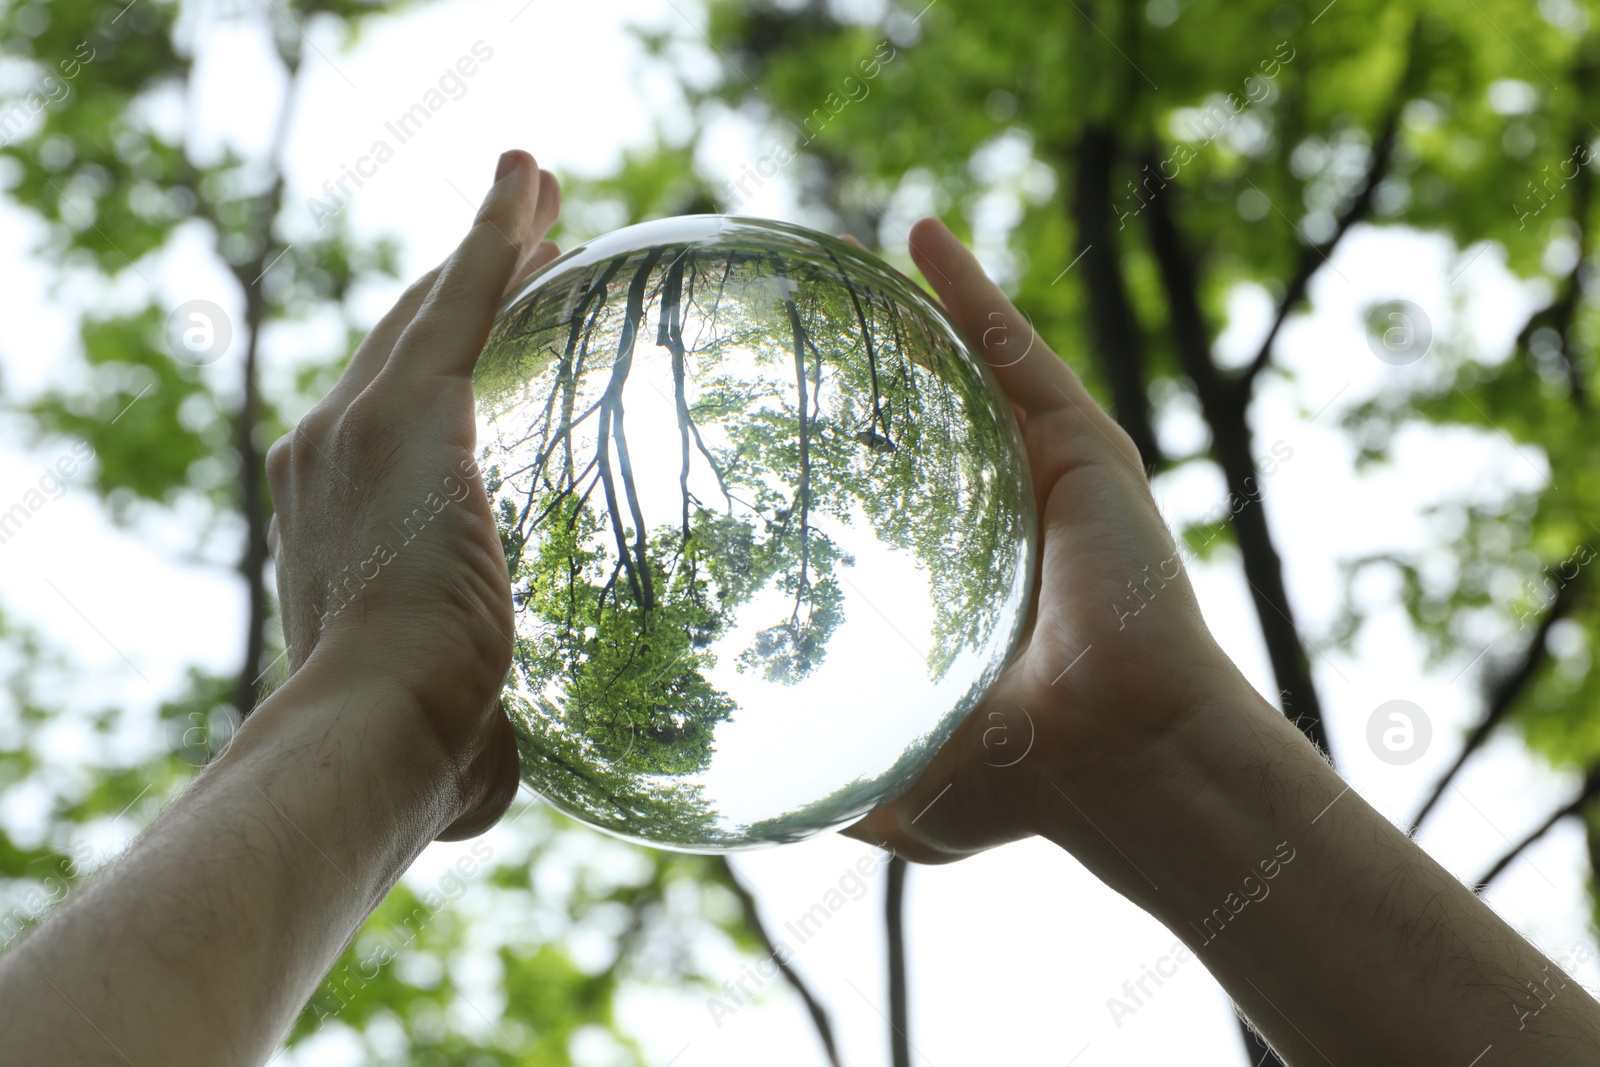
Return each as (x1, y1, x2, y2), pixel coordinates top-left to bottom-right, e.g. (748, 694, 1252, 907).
(389, 151, 551, 381)
(501, 239, 561, 301)
(532, 167, 561, 235)
(908, 217, 1104, 421)
(841, 808, 951, 865)
(838, 233, 867, 250)
(528, 238, 562, 271)
(317, 263, 445, 415)
(839, 780, 991, 866)
(498, 169, 562, 299)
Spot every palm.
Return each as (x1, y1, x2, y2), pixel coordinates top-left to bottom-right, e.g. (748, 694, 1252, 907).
(266, 155, 563, 841)
(846, 219, 1240, 861)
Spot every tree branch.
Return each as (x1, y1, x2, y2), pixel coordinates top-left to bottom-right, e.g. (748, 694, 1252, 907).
(1141, 168, 1331, 756)
(885, 854, 910, 1067)
(1512, 43, 1598, 409)
(659, 250, 694, 542)
(596, 249, 668, 614)
(1239, 20, 1423, 388)
(233, 47, 303, 718)
(1411, 570, 1585, 830)
(715, 858, 844, 1067)
(827, 249, 893, 450)
(1065, 124, 1163, 469)
(1474, 767, 1600, 891)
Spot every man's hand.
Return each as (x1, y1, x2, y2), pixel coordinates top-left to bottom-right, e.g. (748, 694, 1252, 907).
(0, 150, 565, 1067)
(849, 220, 1600, 1065)
(264, 148, 560, 839)
(846, 217, 1249, 865)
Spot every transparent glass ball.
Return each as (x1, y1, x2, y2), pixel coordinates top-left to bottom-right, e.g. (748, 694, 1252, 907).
(474, 215, 1036, 851)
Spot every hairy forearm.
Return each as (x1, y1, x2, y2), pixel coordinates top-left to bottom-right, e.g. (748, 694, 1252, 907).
(0, 670, 449, 1066)
(1043, 682, 1600, 1065)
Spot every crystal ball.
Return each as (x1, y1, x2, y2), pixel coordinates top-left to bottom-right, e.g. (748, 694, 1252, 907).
(473, 215, 1036, 851)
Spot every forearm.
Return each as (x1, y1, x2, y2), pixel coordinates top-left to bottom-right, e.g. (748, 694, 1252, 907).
(0, 669, 450, 1066)
(1044, 681, 1600, 1065)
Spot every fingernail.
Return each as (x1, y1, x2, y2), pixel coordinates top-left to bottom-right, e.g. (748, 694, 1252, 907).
(494, 150, 521, 183)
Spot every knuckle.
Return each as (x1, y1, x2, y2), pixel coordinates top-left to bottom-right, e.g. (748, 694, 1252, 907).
(264, 436, 292, 489)
(1109, 423, 1143, 466)
(339, 389, 385, 432)
(403, 266, 443, 303)
(297, 401, 338, 437)
(330, 390, 404, 467)
(1091, 418, 1148, 481)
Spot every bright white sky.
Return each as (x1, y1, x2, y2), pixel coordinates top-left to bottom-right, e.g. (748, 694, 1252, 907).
(0, 1, 1592, 1065)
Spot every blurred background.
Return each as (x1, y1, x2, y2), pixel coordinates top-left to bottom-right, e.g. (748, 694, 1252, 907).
(1, 0, 1597, 1063)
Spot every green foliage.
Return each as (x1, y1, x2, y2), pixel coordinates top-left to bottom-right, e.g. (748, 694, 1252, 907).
(29, 305, 220, 507)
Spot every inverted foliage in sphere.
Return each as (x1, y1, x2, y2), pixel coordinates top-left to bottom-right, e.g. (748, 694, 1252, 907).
(474, 215, 1036, 851)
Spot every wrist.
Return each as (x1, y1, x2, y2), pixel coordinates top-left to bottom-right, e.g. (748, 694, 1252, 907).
(1035, 673, 1338, 922)
(224, 660, 465, 847)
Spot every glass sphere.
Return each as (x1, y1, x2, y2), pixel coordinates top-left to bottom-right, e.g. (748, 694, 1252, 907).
(474, 215, 1036, 852)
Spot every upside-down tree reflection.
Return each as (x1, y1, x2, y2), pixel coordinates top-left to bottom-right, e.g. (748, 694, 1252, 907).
(473, 222, 1031, 847)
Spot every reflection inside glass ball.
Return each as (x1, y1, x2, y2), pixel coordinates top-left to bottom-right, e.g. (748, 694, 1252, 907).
(474, 215, 1036, 851)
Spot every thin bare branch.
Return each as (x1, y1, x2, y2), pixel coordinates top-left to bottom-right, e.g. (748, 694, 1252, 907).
(885, 855, 910, 1067)
(1239, 19, 1424, 388)
(1511, 46, 1598, 408)
(1474, 767, 1600, 891)
(234, 46, 304, 717)
(716, 858, 844, 1067)
(1411, 571, 1586, 830)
